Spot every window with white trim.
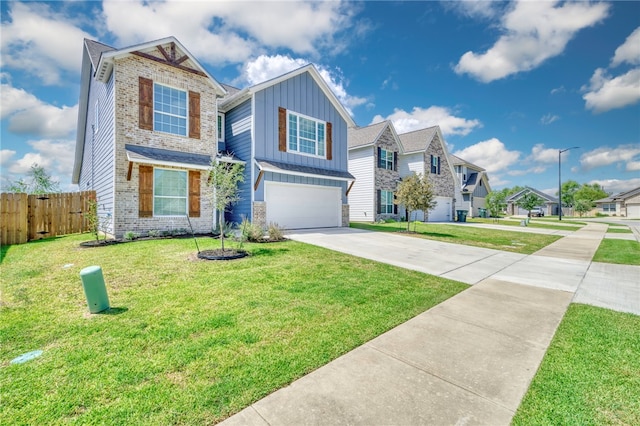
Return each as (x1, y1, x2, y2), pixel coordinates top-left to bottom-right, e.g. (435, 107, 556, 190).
(153, 168, 187, 216)
(602, 203, 616, 212)
(379, 148, 394, 170)
(217, 113, 225, 142)
(381, 190, 394, 214)
(154, 83, 187, 136)
(287, 111, 326, 157)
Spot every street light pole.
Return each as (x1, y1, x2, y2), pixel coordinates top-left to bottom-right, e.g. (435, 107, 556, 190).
(558, 147, 579, 221)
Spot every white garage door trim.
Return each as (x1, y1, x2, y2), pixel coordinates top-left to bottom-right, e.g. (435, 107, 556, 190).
(428, 196, 453, 222)
(626, 204, 640, 218)
(265, 181, 342, 229)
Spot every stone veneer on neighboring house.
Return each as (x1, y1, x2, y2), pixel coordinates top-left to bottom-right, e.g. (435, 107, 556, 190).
(374, 127, 401, 221)
(424, 133, 456, 220)
(112, 55, 219, 236)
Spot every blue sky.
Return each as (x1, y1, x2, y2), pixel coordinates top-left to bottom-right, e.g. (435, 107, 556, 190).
(1, 0, 639, 195)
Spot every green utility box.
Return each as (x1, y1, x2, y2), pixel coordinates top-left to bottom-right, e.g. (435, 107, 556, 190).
(80, 265, 110, 314)
(456, 210, 468, 222)
(478, 208, 487, 218)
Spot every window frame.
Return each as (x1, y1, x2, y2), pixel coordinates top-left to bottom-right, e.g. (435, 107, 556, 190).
(153, 82, 188, 137)
(380, 190, 394, 214)
(602, 203, 616, 212)
(217, 113, 225, 143)
(379, 148, 394, 170)
(94, 100, 99, 134)
(152, 168, 188, 217)
(286, 110, 327, 158)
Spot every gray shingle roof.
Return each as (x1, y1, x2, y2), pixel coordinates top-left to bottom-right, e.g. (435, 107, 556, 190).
(398, 126, 438, 153)
(348, 121, 389, 149)
(84, 39, 116, 70)
(506, 186, 558, 203)
(220, 83, 241, 98)
(449, 154, 485, 171)
(256, 159, 355, 180)
(125, 144, 212, 167)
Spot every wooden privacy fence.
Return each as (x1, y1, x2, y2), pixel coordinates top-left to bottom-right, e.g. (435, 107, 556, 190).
(1, 191, 96, 245)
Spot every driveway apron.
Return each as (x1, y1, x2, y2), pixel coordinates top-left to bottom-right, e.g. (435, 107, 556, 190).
(220, 223, 630, 425)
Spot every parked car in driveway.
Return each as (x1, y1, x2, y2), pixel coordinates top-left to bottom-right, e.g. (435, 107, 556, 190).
(530, 207, 545, 217)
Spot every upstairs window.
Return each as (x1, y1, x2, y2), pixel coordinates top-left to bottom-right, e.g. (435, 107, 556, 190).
(154, 83, 187, 136)
(287, 111, 326, 157)
(379, 148, 394, 170)
(217, 113, 225, 142)
(431, 155, 441, 175)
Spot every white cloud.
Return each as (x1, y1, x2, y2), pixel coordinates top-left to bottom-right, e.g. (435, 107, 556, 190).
(579, 145, 640, 171)
(452, 138, 521, 174)
(611, 27, 640, 67)
(455, 1, 609, 82)
(588, 178, 640, 195)
(0, 2, 93, 84)
(582, 68, 640, 113)
(242, 55, 367, 115)
(540, 114, 559, 125)
(529, 144, 559, 164)
(627, 161, 640, 172)
(550, 86, 565, 95)
(1, 84, 78, 138)
(0, 149, 16, 167)
(442, 0, 504, 20)
(102, 0, 359, 65)
(371, 106, 481, 136)
(3, 139, 75, 191)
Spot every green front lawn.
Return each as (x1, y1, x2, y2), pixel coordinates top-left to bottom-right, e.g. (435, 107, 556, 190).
(0, 234, 467, 424)
(593, 239, 640, 265)
(513, 304, 640, 425)
(466, 217, 583, 231)
(607, 226, 632, 233)
(350, 221, 560, 254)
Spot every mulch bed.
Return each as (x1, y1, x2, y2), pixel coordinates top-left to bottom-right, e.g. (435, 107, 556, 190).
(197, 249, 248, 261)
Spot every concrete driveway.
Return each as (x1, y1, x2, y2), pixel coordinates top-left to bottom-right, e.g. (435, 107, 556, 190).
(220, 223, 637, 426)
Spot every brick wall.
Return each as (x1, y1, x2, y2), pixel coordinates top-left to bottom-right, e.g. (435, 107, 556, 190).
(112, 55, 219, 237)
(425, 134, 456, 220)
(374, 127, 401, 221)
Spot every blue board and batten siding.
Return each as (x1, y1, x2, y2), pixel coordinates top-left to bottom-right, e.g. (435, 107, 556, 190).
(78, 71, 115, 233)
(224, 99, 253, 225)
(252, 72, 349, 203)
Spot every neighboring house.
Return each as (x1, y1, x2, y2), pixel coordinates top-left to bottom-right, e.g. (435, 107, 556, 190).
(73, 37, 354, 237)
(73, 37, 227, 238)
(347, 121, 402, 222)
(450, 155, 491, 217)
(218, 64, 355, 229)
(397, 126, 457, 221)
(506, 187, 559, 216)
(594, 187, 640, 217)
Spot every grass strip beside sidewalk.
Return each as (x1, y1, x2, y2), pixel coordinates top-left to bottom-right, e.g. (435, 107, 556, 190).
(514, 304, 640, 425)
(350, 221, 561, 254)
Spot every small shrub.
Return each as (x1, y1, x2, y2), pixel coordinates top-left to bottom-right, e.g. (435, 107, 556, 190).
(123, 231, 138, 241)
(240, 217, 264, 242)
(384, 218, 397, 223)
(267, 222, 284, 241)
(595, 212, 607, 217)
(148, 230, 161, 238)
(171, 228, 188, 236)
(160, 230, 173, 237)
(216, 220, 236, 237)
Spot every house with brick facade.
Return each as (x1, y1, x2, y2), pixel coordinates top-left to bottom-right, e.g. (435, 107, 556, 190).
(73, 37, 355, 236)
(347, 121, 403, 222)
(347, 122, 458, 223)
(397, 126, 457, 222)
(450, 154, 491, 217)
(594, 186, 640, 217)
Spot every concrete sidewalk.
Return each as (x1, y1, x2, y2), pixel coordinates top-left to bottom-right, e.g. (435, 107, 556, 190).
(219, 223, 628, 425)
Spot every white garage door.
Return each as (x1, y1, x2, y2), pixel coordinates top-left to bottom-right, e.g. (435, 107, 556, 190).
(428, 196, 453, 222)
(627, 204, 640, 218)
(265, 182, 342, 229)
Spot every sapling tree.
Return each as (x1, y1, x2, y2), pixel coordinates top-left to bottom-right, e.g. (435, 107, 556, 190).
(208, 160, 244, 251)
(8, 163, 60, 194)
(395, 172, 437, 232)
(516, 192, 545, 217)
